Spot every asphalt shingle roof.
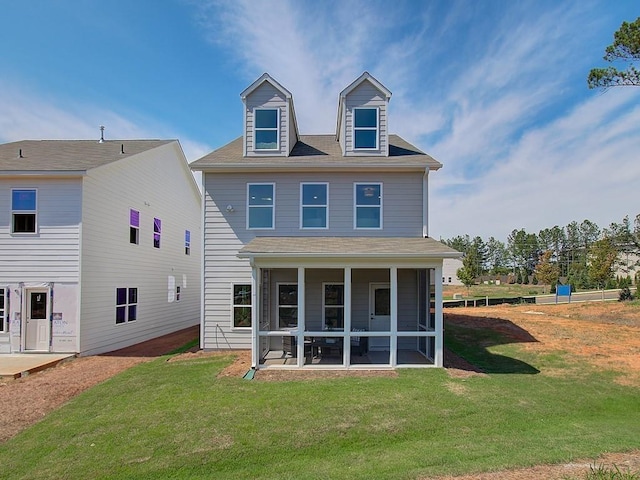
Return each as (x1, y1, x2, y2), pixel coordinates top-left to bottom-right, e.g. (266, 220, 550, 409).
(238, 237, 462, 258)
(190, 134, 442, 171)
(0, 140, 173, 173)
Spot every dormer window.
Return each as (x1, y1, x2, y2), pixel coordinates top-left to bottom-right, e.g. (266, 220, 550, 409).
(353, 108, 378, 149)
(254, 108, 279, 150)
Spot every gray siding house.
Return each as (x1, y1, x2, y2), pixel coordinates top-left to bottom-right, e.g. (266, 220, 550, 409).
(0, 139, 201, 355)
(191, 72, 461, 369)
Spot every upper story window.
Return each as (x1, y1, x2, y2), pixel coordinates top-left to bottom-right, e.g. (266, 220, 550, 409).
(153, 218, 161, 248)
(11, 189, 37, 234)
(254, 108, 279, 150)
(300, 183, 328, 229)
(354, 183, 382, 229)
(185, 230, 191, 255)
(247, 183, 275, 229)
(129, 209, 140, 244)
(353, 108, 378, 150)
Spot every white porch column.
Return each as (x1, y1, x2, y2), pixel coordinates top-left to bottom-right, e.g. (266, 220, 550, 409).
(390, 266, 398, 367)
(297, 267, 306, 367)
(343, 267, 352, 366)
(434, 264, 444, 367)
(251, 264, 259, 368)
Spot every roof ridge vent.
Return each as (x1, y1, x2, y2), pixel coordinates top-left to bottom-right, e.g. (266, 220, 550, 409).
(98, 125, 105, 143)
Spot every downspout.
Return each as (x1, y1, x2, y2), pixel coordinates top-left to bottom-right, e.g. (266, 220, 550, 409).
(422, 168, 429, 237)
(251, 261, 259, 369)
(199, 181, 206, 351)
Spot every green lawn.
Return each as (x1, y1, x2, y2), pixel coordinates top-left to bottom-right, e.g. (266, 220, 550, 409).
(1, 326, 638, 479)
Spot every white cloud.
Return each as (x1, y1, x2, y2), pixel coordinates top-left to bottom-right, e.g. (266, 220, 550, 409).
(0, 81, 211, 162)
(193, 0, 640, 241)
(430, 89, 640, 240)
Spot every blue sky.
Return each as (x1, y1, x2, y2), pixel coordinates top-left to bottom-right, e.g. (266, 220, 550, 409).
(1, 0, 638, 241)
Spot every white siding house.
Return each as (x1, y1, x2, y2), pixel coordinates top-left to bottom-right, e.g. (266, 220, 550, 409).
(0, 139, 201, 355)
(442, 258, 464, 286)
(192, 72, 461, 370)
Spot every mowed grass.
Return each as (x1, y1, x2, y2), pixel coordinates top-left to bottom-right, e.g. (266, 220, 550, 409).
(1, 316, 639, 479)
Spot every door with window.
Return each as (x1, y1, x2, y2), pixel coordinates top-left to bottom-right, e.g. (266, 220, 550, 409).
(24, 289, 50, 351)
(369, 283, 390, 351)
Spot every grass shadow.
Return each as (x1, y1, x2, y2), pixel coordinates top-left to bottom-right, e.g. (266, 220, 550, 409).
(444, 313, 540, 375)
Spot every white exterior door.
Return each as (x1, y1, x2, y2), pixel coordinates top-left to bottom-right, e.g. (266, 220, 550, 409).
(24, 289, 50, 351)
(369, 283, 390, 351)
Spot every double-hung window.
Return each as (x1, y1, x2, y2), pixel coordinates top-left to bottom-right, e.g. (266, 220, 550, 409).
(11, 189, 37, 233)
(354, 183, 382, 229)
(130, 209, 140, 244)
(0, 288, 6, 332)
(116, 287, 137, 324)
(185, 230, 191, 255)
(323, 284, 344, 330)
(254, 108, 279, 150)
(353, 108, 378, 149)
(278, 284, 298, 329)
(247, 183, 274, 229)
(300, 183, 328, 229)
(232, 284, 252, 328)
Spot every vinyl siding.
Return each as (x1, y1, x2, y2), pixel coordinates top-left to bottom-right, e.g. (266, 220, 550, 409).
(0, 178, 82, 283)
(344, 81, 388, 156)
(203, 169, 425, 349)
(206, 171, 423, 239)
(79, 142, 201, 355)
(202, 173, 253, 349)
(245, 83, 289, 157)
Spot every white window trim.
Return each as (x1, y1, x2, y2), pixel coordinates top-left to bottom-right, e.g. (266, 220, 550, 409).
(231, 283, 252, 330)
(11, 188, 38, 235)
(277, 282, 298, 330)
(353, 182, 383, 230)
(322, 283, 344, 330)
(300, 182, 329, 230)
(254, 107, 280, 151)
(247, 183, 275, 230)
(352, 107, 379, 150)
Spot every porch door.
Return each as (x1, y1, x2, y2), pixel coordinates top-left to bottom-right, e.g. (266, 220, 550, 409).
(24, 289, 50, 351)
(369, 283, 390, 351)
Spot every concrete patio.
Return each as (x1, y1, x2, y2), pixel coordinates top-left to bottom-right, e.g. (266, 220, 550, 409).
(0, 353, 76, 379)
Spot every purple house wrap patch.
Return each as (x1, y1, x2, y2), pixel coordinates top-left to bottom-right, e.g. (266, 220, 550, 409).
(130, 209, 140, 227)
(154, 218, 161, 248)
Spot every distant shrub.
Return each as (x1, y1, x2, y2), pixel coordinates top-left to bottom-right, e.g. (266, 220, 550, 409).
(619, 287, 634, 302)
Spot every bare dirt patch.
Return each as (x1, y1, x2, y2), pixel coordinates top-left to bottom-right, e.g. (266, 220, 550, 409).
(445, 302, 640, 387)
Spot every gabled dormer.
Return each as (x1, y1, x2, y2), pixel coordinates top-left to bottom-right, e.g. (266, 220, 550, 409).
(336, 72, 392, 157)
(240, 73, 299, 157)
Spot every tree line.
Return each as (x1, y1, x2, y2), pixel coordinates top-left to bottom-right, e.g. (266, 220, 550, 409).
(441, 214, 640, 292)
